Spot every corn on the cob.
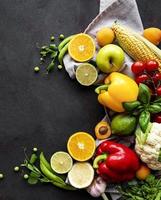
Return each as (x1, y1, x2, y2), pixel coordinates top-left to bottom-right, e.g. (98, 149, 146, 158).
(112, 23, 161, 69)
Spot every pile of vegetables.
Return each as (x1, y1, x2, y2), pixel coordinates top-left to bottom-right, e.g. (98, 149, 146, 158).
(4, 22, 161, 200)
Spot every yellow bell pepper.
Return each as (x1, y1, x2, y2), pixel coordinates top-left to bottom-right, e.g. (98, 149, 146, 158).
(95, 72, 139, 112)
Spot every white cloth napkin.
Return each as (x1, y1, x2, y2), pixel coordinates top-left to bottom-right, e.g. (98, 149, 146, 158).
(63, 0, 143, 79)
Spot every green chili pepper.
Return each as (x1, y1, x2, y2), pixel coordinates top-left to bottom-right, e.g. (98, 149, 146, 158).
(40, 152, 53, 172)
(58, 43, 69, 65)
(148, 104, 161, 113)
(40, 161, 64, 184)
(138, 84, 151, 104)
(139, 111, 150, 132)
(123, 100, 141, 112)
(58, 35, 75, 51)
(52, 181, 76, 190)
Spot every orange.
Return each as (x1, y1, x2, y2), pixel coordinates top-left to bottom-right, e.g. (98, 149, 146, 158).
(143, 27, 161, 45)
(96, 27, 115, 47)
(68, 33, 95, 62)
(67, 132, 96, 161)
(136, 164, 151, 180)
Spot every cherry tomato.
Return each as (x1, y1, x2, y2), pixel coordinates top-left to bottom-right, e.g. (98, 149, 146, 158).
(145, 60, 159, 72)
(135, 74, 149, 84)
(131, 61, 146, 74)
(153, 113, 161, 123)
(156, 86, 161, 96)
(152, 72, 161, 84)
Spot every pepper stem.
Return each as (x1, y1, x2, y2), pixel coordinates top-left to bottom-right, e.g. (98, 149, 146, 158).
(95, 85, 109, 94)
(101, 193, 109, 200)
(93, 154, 107, 169)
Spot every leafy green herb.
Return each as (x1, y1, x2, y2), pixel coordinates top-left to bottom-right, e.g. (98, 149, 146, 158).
(118, 175, 161, 200)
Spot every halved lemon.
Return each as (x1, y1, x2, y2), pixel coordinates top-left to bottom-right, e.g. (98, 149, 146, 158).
(68, 33, 95, 62)
(76, 63, 98, 86)
(67, 132, 96, 161)
(68, 162, 94, 189)
(50, 151, 73, 174)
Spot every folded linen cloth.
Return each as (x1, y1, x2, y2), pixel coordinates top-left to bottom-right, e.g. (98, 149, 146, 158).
(63, 0, 143, 79)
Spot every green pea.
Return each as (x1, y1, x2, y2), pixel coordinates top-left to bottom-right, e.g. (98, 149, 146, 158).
(58, 65, 63, 70)
(59, 34, 65, 40)
(24, 174, 29, 179)
(33, 147, 38, 152)
(0, 173, 4, 179)
(34, 66, 40, 73)
(50, 36, 55, 41)
(40, 57, 44, 62)
(14, 166, 20, 172)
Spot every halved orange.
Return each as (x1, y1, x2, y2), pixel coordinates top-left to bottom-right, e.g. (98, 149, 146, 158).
(67, 132, 96, 161)
(68, 33, 95, 62)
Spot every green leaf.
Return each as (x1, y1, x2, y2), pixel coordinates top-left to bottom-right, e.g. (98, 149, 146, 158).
(123, 101, 141, 112)
(27, 177, 38, 185)
(139, 111, 150, 132)
(29, 154, 37, 164)
(47, 62, 54, 72)
(148, 104, 161, 113)
(138, 84, 151, 104)
(153, 97, 161, 104)
(50, 51, 57, 59)
(30, 171, 41, 178)
(39, 177, 50, 183)
(27, 163, 34, 171)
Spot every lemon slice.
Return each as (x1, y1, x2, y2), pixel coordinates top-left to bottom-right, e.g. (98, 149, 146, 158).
(76, 63, 98, 86)
(50, 151, 73, 174)
(68, 162, 94, 189)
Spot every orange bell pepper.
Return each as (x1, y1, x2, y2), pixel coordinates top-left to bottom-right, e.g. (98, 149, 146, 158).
(95, 72, 139, 112)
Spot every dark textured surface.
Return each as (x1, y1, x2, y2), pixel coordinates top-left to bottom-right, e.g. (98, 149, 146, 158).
(0, 0, 160, 200)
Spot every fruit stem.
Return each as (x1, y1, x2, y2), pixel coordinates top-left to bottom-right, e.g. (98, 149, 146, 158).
(101, 193, 109, 200)
(93, 154, 108, 169)
(95, 85, 109, 94)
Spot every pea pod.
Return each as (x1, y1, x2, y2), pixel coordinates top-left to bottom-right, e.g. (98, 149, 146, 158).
(58, 35, 75, 52)
(52, 181, 76, 190)
(58, 43, 69, 65)
(148, 104, 161, 113)
(139, 111, 150, 132)
(138, 83, 151, 104)
(40, 152, 53, 172)
(123, 100, 141, 112)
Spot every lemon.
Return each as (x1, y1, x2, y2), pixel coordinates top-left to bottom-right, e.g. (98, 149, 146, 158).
(76, 63, 98, 86)
(50, 151, 73, 174)
(68, 162, 94, 189)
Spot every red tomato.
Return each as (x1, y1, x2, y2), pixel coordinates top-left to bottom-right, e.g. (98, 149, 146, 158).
(131, 61, 146, 74)
(152, 72, 161, 84)
(153, 113, 161, 123)
(156, 86, 161, 96)
(145, 60, 159, 72)
(135, 74, 149, 84)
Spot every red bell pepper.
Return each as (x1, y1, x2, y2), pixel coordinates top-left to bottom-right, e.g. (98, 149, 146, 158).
(93, 140, 140, 183)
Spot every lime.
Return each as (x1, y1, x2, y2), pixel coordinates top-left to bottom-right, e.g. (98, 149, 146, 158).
(76, 63, 98, 86)
(111, 114, 137, 135)
(68, 162, 94, 189)
(50, 151, 73, 174)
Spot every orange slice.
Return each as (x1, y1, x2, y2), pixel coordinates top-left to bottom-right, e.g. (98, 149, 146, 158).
(68, 33, 95, 62)
(67, 132, 96, 161)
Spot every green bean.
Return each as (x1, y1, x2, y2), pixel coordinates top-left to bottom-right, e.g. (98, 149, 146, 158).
(52, 181, 76, 190)
(40, 161, 64, 184)
(58, 43, 69, 65)
(39, 152, 53, 172)
(58, 35, 75, 51)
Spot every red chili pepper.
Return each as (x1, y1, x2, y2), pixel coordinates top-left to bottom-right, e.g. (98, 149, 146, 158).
(93, 140, 140, 183)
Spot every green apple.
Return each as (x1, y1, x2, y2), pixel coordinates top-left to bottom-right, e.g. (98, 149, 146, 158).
(96, 44, 125, 73)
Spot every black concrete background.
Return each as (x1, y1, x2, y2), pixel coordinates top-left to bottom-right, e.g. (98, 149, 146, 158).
(0, 0, 160, 200)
